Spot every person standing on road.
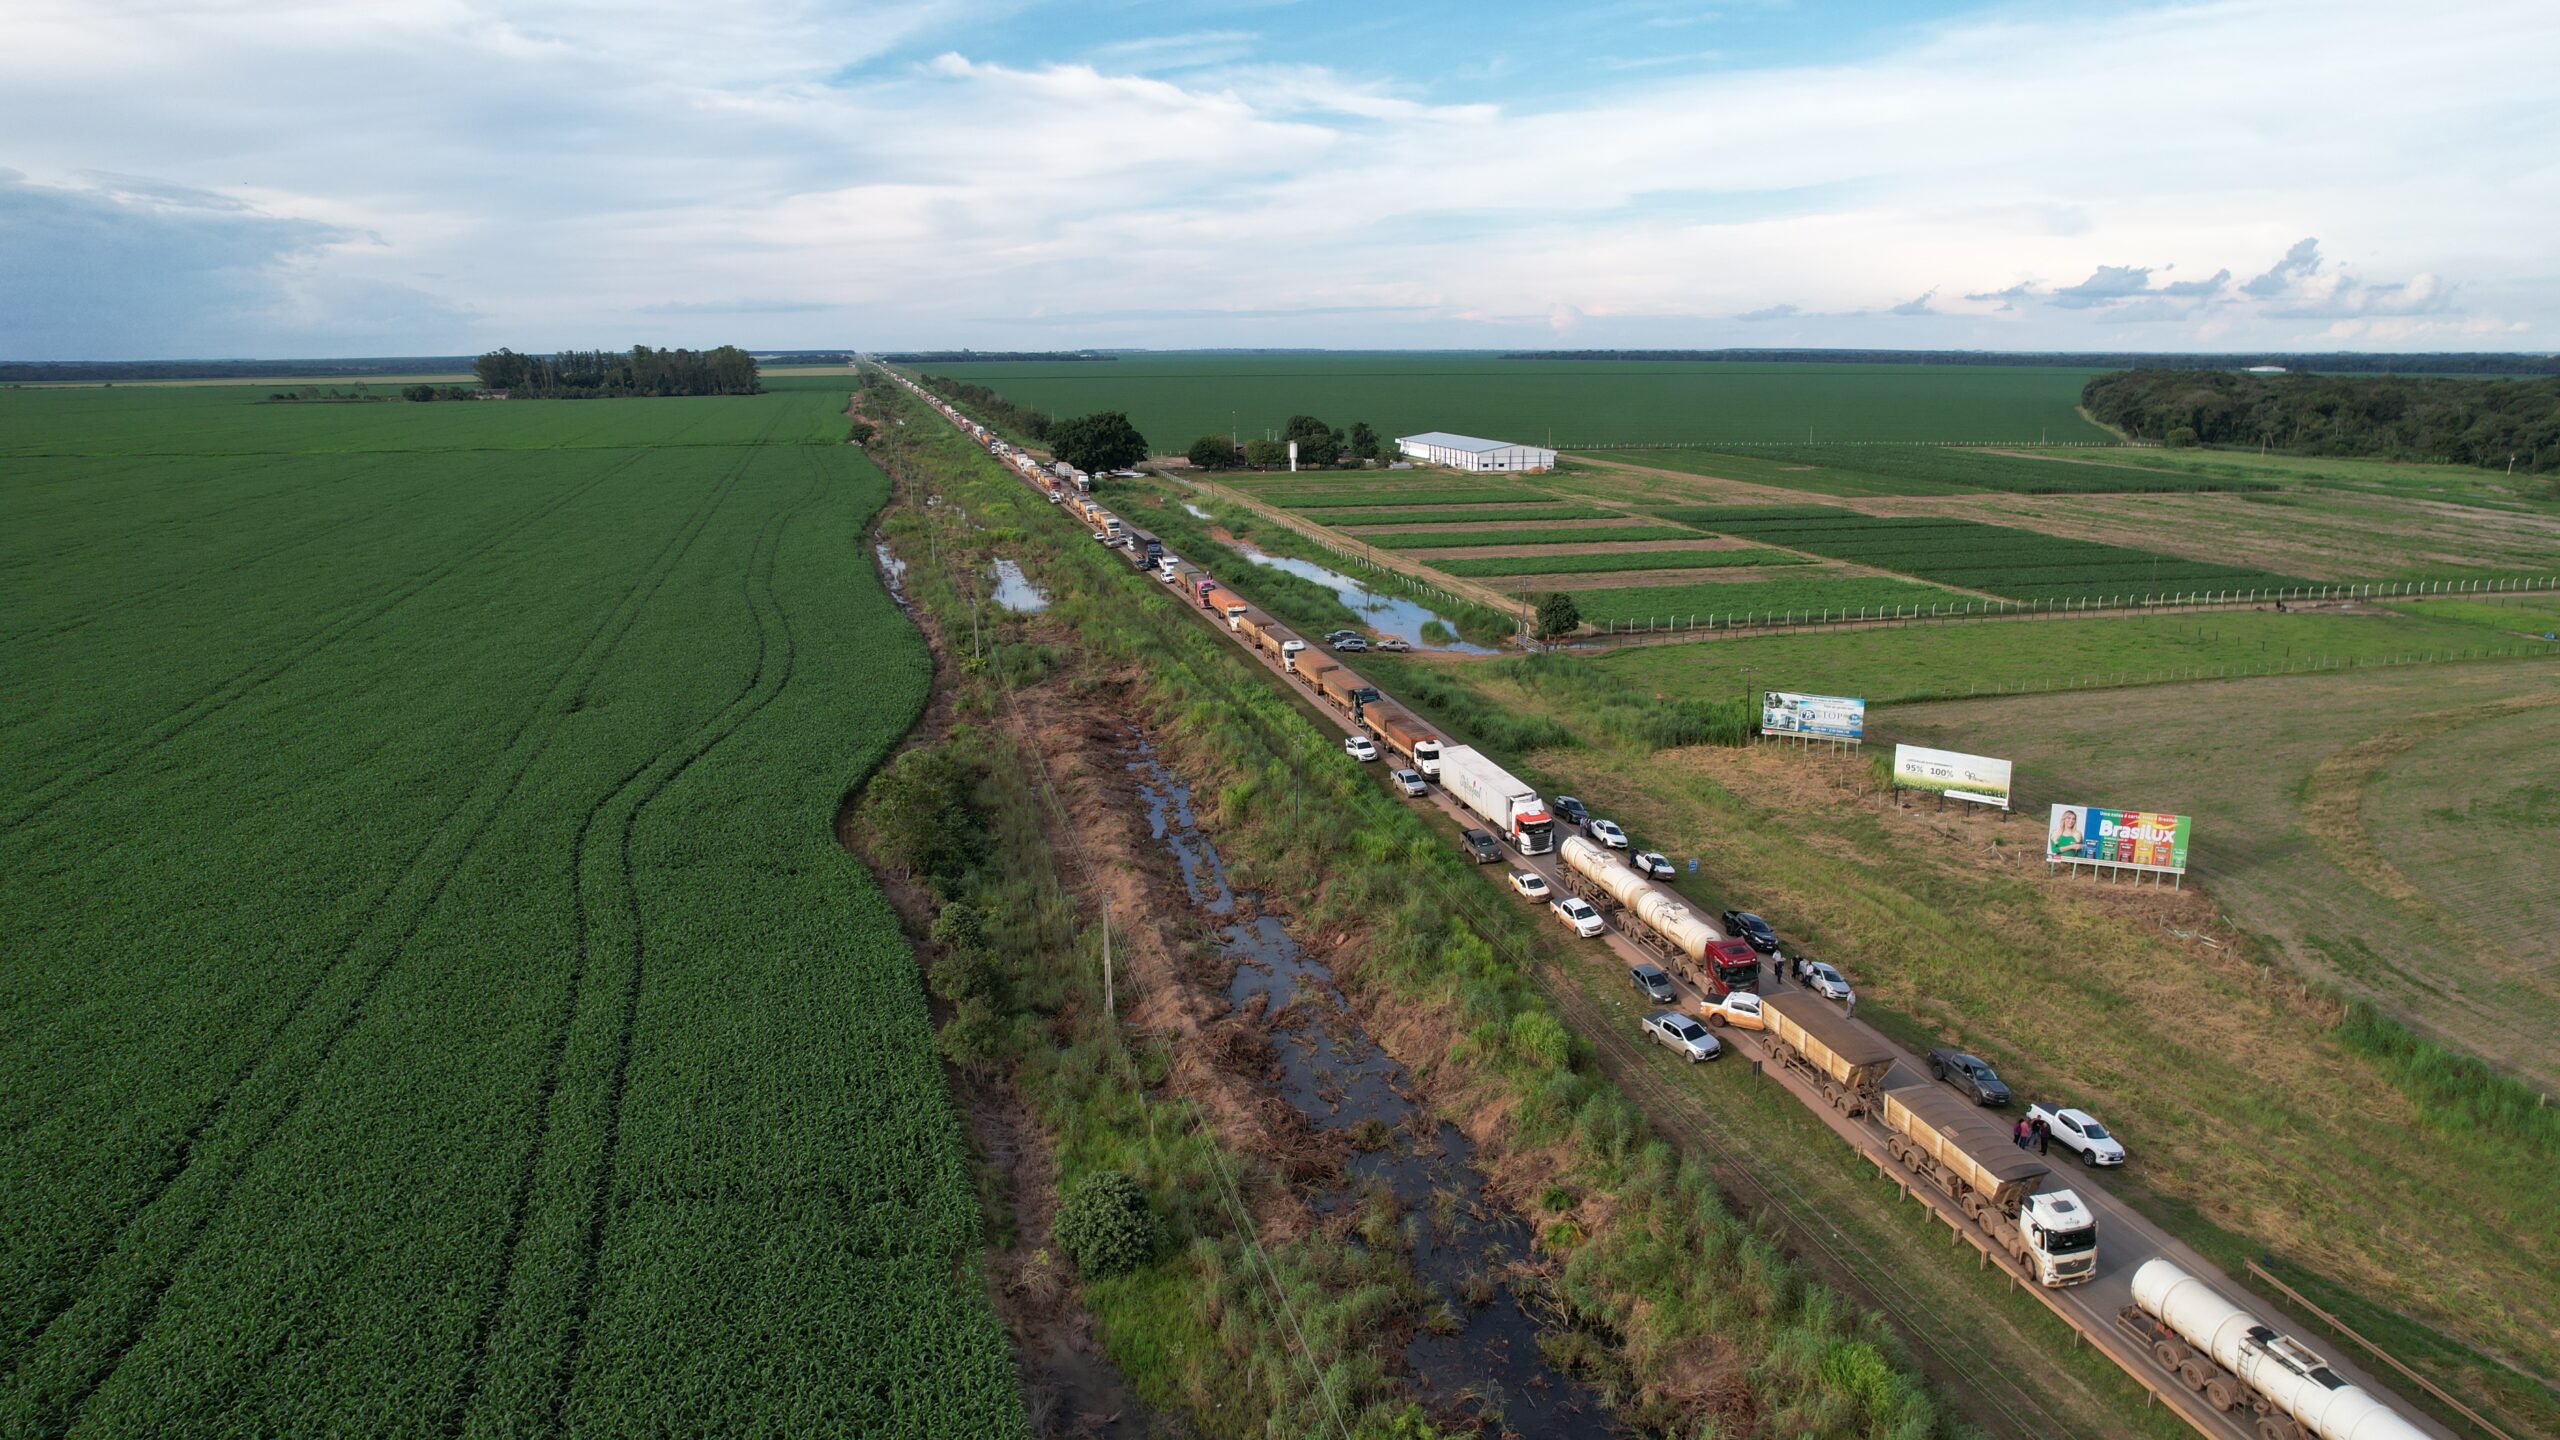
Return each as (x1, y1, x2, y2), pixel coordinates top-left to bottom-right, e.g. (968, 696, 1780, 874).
(1769, 954, 1786, 986)
(2013, 1118, 2032, 1150)
(2032, 1115, 2050, 1155)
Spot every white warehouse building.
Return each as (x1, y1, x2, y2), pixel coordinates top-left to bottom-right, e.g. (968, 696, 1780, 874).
(1394, 431, 1556, 473)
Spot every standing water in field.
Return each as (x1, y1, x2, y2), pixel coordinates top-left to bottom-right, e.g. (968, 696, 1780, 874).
(1226, 541, 1494, 654)
(1125, 734, 1613, 1437)
(873, 542, 909, 607)
(988, 558, 1050, 613)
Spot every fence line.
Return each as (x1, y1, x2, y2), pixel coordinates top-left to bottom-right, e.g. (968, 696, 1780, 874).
(1592, 575, 2560, 640)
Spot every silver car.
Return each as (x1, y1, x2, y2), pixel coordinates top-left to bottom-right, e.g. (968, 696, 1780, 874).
(1391, 767, 1427, 797)
(1641, 1011, 1720, 1062)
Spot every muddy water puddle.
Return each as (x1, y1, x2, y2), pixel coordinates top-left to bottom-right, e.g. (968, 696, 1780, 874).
(1127, 735, 1612, 1436)
(990, 557, 1052, 612)
(873, 541, 910, 607)
(1226, 542, 1493, 654)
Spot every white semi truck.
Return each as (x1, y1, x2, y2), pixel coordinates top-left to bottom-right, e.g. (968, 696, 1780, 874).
(1436, 745, 1555, 855)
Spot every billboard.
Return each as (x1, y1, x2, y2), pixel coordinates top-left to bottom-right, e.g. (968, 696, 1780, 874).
(2047, 805, 2192, 875)
(1892, 744, 2012, 809)
(1762, 690, 1865, 742)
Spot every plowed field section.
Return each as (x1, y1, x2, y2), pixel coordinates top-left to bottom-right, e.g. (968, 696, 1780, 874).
(0, 388, 1018, 1436)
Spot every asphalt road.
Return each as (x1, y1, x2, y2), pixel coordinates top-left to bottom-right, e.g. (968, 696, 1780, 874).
(921, 376, 2462, 1440)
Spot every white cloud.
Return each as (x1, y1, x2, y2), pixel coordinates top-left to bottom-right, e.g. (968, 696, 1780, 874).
(0, 0, 2555, 355)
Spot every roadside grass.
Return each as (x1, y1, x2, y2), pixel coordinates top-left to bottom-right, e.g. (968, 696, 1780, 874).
(1568, 576, 1968, 628)
(1428, 548, 1809, 578)
(1601, 445, 2276, 497)
(1372, 524, 1700, 550)
(1577, 608, 2559, 707)
(2381, 592, 2560, 635)
(1429, 664, 2560, 1436)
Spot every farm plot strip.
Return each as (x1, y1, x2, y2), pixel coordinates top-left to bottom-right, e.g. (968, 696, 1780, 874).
(1662, 506, 2308, 602)
(1568, 575, 1967, 627)
(1605, 445, 2276, 497)
(1426, 547, 1808, 577)
(1370, 524, 1699, 550)
(1300, 504, 1623, 526)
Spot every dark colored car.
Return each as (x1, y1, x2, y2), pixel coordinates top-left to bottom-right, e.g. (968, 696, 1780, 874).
(1460, 828, 1502, 864)
(1629, 963, 1676, 1003)
(1551, 795, 1591, 827)
(1927, 1048, 2012, 1106)
(1720, 911, 1780, 955)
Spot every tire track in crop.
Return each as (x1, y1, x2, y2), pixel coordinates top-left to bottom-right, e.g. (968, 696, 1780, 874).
(506, 466, 810, 1437)
(3, 444, 772, 1434)
(0, 450, 645, 831)
(1, 485, 414, 649)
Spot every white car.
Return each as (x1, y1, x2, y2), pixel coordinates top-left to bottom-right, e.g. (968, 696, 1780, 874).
(1632, 851, 1674, 879)
(1698, 990, 1766, 1031)
(1390, 767, 1427, 797)
(1551, 895, 1606, 938)
(1344, 736, 1379, 762)
(1641, 1011, 1721, 1062)
(2027, 1103, 2128, 1167)
(1587, 818, 1629, 849)
(1798, 959, 1854, 1004)
(1508, 870, 1550, 901)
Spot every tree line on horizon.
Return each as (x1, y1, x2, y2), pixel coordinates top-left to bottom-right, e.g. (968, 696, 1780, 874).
(469, 345, 761, 398)
(2082, 369, 2560, 473)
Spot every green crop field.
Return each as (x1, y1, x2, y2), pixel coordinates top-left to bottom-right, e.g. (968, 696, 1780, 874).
(1428, 547, 1808, 577)
(1373, 523, 1698, 550)
(0, 382, 1019, 1433)
(1304, 503, 1623, 526)
(1662, 505, 2307, 602)
(918, 354, 2114, 449)
(1566, 575, 1964, 627)
(1584, 607, 2558, 706)
(1602, 445, 2279, 497)
(1217, 478, 1556, 508)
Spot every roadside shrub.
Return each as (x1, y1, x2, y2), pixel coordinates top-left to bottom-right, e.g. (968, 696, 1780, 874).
(1055, 1171, 1167, 1280)
(2167, 426, 2201, 448)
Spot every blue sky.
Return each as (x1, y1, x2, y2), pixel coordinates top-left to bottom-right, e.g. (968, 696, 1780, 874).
(3, 0, 2555, 358)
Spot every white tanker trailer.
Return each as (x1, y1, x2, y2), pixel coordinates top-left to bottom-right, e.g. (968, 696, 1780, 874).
(1559, 837, 1759, 990)
(2120, 1259, 2427, 1440)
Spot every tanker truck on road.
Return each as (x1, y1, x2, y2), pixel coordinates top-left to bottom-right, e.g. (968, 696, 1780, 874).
(1438, 746, 1555, 855)
(2122, 1259, 2425, 1440)
(1879, 1083, 2098, 1287)
(1560, 836, 1759, 992)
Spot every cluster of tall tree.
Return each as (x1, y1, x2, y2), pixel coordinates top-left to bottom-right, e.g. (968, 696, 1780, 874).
(1046, 412, 1150, 472)
(1505, 349, 2560, 375)
(1187, 414, 1385, 470)
(921, 373, 1053, 439)
(471, 345, 760, 398)
(2082, 369, 2560, 473)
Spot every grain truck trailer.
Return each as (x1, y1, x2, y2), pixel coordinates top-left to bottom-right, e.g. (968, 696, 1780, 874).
(1437, 746, 1554, 855)
(1315, 664, 1382, 719)
(1363, 705, 1443, 777)
(2121, 1260, 2425, 1440)
(1760, 991, 1895, 1116)
(1879, 1085, 2097, 1286)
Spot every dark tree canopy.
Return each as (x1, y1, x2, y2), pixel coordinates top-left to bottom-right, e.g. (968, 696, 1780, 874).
(1045, 411, 1151, 472)
(1282, 414, 1341, 468)
(1348, 421, 1382, 461)
(2082, 369, 2560, 473)
(1535, 591, 1582, 641)
(1187, 435, 1237, 470)
(1242, 438, 1289, 470)
(471, 345, 760, 398)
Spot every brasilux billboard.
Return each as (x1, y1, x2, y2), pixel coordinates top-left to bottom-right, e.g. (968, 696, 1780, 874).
(2046, 805, 2192, 874)
(1762, 690, 1865, 742)
(1892, 744, 2012, 809)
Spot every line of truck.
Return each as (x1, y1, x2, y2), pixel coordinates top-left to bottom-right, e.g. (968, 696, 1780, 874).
(890, 367, 2448, 1440)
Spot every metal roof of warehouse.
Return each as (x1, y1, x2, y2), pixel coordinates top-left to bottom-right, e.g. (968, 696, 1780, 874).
(1396, 431, 1542, 452)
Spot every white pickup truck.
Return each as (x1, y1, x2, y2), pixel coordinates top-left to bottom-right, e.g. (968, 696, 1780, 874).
(2026, 1102, 2127, 1167)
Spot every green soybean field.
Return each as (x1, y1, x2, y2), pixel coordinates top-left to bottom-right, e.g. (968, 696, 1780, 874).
(0, 381, 1022, 1436)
